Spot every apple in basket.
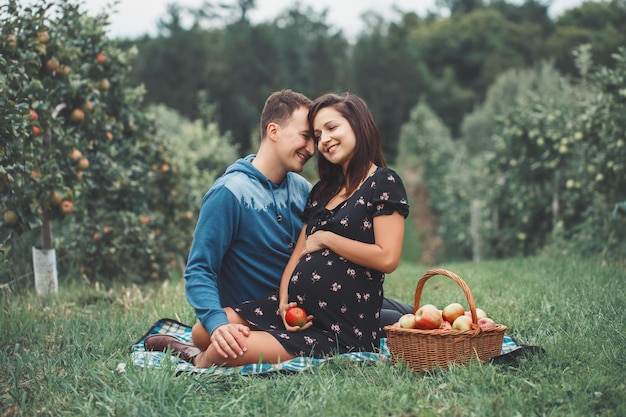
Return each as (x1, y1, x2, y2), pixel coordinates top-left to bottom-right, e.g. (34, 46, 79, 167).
(452, 315, 473, 331)
(478, 317, 497, 329)
(414, 304, 442, 330)
(464, 308, 488, 320)
(439, 320, 452, 330)
(442, 302, 465, 324)
(398, 313, 417, 329)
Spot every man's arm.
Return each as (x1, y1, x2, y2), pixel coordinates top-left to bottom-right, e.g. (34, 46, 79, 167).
(184, 187, 252, 359)
(184, 187, 238, 335)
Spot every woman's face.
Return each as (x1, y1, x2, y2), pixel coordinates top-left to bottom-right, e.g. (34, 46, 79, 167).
(312, 107, 356, 171)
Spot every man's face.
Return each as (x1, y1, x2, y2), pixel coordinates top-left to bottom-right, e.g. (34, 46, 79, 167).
(276, 106, 315, 173)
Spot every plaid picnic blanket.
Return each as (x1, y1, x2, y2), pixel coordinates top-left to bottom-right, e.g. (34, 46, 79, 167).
(130, 318, 523, 375)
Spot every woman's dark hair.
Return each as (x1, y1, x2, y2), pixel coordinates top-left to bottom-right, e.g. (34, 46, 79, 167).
(307, 93, 387, 206)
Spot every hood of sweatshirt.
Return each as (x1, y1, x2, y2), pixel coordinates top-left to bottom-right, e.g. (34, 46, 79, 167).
(222, 154, 303, 224)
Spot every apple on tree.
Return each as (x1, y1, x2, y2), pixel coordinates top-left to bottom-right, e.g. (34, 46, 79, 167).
(3, 210, 19, 225)
(77, 157, 89, 170)
(414, 304, 442, 330)
(29, 109, 41, 136)
(69, 148, 83, 160)
(44, 58, 59, 72)
(70, 108, 84, 122)
(49, 191, 63, 206)
(96, 78, 110, 91)
(60, 199, 73, 215)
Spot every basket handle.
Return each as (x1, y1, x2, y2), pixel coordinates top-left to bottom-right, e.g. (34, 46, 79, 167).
(414, 269, 480, 325)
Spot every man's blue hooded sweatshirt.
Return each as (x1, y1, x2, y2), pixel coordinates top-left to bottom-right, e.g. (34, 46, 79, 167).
(184, 155, 312, 335)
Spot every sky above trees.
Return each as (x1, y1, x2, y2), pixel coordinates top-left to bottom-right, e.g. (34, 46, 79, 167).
(82, 0, 588, 40)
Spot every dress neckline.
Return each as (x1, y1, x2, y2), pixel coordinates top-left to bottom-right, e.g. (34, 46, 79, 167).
(325, 166, 380, 211)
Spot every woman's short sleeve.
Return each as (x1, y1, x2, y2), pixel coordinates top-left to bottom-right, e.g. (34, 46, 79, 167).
(368, 169, 410, 219)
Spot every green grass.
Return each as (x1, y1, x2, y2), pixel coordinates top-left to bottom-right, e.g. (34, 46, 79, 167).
(1, 256, 625, 416)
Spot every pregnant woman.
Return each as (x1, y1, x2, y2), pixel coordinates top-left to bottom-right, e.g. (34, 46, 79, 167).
(192, 93, 408, 368)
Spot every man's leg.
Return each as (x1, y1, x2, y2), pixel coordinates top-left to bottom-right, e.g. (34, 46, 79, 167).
(193, 330, 295, 368)
(380, 297, 414, 328)
(191, 322, 212, 350)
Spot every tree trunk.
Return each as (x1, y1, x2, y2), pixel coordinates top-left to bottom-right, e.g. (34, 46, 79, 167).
(470, 199, 482, 262)
(33, 128, 58, 296)
(41, 208, 53, 250)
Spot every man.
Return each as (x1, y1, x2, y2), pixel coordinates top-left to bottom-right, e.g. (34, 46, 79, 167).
(145, 89, 411, 361)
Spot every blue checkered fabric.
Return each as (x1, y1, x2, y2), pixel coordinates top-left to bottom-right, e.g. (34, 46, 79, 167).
(130, 318, 521, 375)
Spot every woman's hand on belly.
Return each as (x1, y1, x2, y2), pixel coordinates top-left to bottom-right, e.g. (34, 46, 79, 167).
(300, 230, 330, 258)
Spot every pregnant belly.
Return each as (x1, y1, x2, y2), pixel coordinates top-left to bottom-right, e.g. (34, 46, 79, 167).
(287, 250, 381, 316)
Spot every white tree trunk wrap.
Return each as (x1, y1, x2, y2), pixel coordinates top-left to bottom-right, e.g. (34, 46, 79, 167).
(32, 247, 58, 296)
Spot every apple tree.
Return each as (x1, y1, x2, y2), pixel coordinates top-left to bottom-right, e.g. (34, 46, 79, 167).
(1, 0, 197, 286)
(560, 46, 626, 260)
(483, 45, 626, 260)
(486, 94, 579, 257)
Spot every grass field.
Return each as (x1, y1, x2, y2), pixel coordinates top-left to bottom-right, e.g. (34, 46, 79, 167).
(1, 256, 625, 416)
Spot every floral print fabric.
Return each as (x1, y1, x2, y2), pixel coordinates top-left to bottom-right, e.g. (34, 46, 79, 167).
(232, 167, 409, 358)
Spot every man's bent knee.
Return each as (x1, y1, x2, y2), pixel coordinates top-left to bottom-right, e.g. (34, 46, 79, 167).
(191, 322, 211, 350)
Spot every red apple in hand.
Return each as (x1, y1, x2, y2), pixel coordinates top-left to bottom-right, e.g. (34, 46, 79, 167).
(398, 313, 416, 329)
(442, 302, 465, 324)
(414, 304, 442, 330)
(478, 317, 496, 329)
(452, 315, 473, 331)
(285, 306, 307, 327)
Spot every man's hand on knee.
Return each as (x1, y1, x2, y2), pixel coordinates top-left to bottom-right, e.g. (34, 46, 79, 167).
(211, 323, 250, 359)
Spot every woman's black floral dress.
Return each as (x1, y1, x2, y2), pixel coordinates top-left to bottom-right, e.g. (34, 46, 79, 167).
(232, 167, 409, 357)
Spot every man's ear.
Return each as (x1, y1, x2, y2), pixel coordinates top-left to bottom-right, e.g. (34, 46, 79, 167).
(266, 122, 279, 141)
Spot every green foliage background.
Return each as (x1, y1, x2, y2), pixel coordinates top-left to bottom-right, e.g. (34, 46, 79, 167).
(1, 0, 625, 289)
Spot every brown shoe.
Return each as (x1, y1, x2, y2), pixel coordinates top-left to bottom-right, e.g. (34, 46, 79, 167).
(144, 334, 201, 363)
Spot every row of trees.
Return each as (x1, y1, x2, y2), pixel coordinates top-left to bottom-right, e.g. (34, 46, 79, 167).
(396, 46, 625, 264)
(1, 0, 624, 291)
(123, 0, 626, 159)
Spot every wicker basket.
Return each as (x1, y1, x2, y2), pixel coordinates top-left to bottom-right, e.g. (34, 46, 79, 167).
(384, 268, 507, 372)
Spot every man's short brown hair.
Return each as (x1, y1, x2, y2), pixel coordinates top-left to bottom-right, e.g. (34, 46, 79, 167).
(260, 89, 312, 140)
